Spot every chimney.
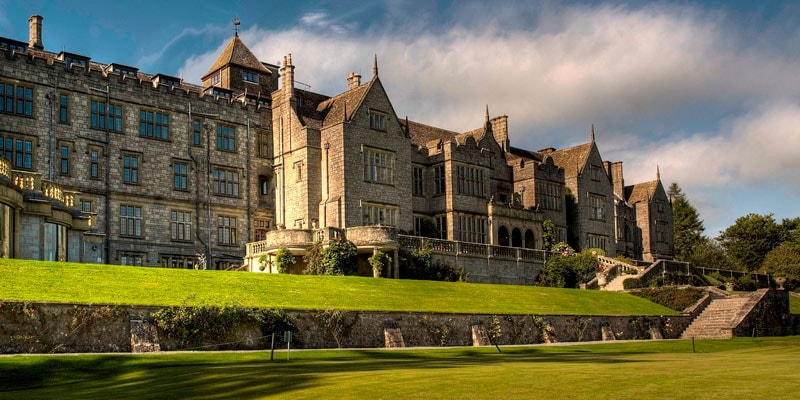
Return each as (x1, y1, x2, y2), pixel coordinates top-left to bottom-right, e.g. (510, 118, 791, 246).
(611, 161, 624, 197)
(346, 71, 361, 90)
(280, 53, 295, 95)
(28, 15, 44, 50)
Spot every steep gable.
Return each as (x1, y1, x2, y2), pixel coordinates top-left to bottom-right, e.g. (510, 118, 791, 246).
(317, 81, 372, 127)
(548, 142, 594, 178)
(202, 35, 270, 81)
(625, 180, 659, 204)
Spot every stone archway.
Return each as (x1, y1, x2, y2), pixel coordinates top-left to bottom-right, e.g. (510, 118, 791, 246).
(512, 228, 522, 248)
(498, 226, 509, 247)
(524, 229, 535, 249)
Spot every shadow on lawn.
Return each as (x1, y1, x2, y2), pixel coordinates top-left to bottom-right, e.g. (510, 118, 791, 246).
(0, 348, 651, 398)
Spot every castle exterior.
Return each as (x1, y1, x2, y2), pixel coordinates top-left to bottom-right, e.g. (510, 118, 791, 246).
(0, 15, 673, 274)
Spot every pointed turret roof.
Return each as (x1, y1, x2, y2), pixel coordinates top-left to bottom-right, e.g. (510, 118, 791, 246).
(202, 35, 270, 81)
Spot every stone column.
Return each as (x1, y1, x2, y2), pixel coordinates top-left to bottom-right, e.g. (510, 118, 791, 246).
(393, 249, 399, 279)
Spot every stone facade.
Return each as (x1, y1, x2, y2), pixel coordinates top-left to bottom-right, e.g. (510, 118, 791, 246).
(0, 15, 672, 271)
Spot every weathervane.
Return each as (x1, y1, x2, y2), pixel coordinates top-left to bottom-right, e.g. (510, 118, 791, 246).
(233, 16, 240, 36)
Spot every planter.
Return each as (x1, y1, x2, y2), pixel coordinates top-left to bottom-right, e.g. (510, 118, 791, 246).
(775, 276, 787, 290)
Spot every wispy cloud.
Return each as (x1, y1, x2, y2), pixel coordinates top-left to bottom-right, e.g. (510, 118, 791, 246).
(137, 24, 229, 70)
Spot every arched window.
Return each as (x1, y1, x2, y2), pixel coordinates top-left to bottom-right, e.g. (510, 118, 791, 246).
(524, 229, 535, 249)
(498, 226, 509, 247)
(512, 228, 522, 248)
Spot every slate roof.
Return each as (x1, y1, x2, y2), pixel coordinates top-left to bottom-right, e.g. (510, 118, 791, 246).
(294, 89, 330, 130)
(548, 142, 593, 178)
(202, 35, 270, 80)
(508, 146, 543, 163)
(403, 119, 460, 147)
(317, 81, 373, 127)
(625, 180, 659, 204)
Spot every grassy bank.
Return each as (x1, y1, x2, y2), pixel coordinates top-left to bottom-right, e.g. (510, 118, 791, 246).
(1, 337, 798, 399)
(0, 259, 676, 315)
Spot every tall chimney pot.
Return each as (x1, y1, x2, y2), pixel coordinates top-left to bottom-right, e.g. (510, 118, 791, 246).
(28, 15, 44, 50)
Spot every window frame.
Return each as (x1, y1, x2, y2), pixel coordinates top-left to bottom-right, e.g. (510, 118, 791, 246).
(139, 109, 170, 140)
(362, 146, 395, 185)
(119, 204, 143, 238)
(216, 124, 236, 152)
(217, 215, 237, 246)
(173, 161, 188, 191)
(170, 210, 192, 242)
(212, 167, 240, 197)
(122, 152, 141, 185)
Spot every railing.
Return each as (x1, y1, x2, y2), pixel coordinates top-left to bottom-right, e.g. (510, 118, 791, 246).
(0, 157, 10, 179)
(397, 235, 549, 262)
(636, 259, 772, 289)
(11, 170, 40, 191)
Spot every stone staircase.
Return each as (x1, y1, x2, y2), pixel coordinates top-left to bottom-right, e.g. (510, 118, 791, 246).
(680, 293, 754, 339)
(602, 274, 630, 291)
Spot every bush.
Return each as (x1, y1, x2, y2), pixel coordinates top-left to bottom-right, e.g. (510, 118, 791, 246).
(539, 251, 599, 288)
(623, 278, 641, 289)
(630, 287, 706, 312)
(274, 247, 295, 273)
(321, 237, 358, 276)
(399, 246, 462, 282)
(304, 241, 324, 275)
(732, 275, 757, 291)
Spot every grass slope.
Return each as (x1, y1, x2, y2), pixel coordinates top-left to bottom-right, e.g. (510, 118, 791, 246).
(0, 259, 676, 315)
(1, 337, 799, 399)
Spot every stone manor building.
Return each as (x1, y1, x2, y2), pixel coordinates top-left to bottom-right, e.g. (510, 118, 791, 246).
(0, 15, 673, 274)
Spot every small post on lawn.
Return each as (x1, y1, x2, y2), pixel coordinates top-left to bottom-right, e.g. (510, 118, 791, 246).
(270, 333, 275, 361)
(285, 331, 292, 361)
(692, 337, 696, 353)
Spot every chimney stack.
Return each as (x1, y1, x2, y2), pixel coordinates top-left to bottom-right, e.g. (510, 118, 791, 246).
(280, 53, 295, 94)
(28, 15, 44, 50)
(346, 71, 361, 90)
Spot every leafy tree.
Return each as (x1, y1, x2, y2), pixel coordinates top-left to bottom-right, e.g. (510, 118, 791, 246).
(668, 183, 705, 261)
(687, 238, 734, 271)
(717, 213, 783, 271)
(304, 240, 324, 275)
(761, 243, 800, 290)
(542, 220, 556, 252)
(539, 249, 599, 288)
(274, 247, 295, 273)
(321, 237, 358, 275)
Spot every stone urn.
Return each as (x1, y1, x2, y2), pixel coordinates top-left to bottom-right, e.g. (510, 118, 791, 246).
(775, 276, 787, 290)
(596, 272, 608, 287)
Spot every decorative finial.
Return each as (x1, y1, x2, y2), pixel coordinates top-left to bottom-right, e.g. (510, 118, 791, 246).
(233, 16, 240, 37)
(657, 165, 661, 181)
(373, 54, 378, 78)
(485, 105, 490, 122)
(591, 123, 595, 142)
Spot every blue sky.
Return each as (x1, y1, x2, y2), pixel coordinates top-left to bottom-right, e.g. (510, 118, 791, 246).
(2, 0, 799, 237)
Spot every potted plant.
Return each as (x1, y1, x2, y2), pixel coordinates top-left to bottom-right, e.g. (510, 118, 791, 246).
(369, 250, 390, 278)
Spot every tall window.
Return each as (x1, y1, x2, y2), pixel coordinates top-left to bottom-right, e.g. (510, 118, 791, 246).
(192, 121, 202, 146)
(455, 165, 484, 196)
(216, 125, 236, 151)
(589, 194, 605, 220)
(59, 94, 69, 123)
(455, 214, 487, 244)
(210, 72, 221, 86)
(536, 181, 562, 211)
(413, 166, 424, 196)
(0, 136, 33, 170)
(587, 233, 608, 251)
(257, 130, 270, 158)
(218, 216, 237, 245)
(0, 82, 32, 116)
(123, 153, 139, 184)
(139, 110, 170, 140)
(361, 202, 398, 226)
(433, 165, 445, 195)
(173, 162, 188, 190)
(242, 70, 259, 83)
(120, 205, 143, 238)
(363, 147, 394, 184)
(90, 100, 122, 132)
(170, 210, 191, 242)
(369, 111, 386, 131)
(435, 215, 447, 239)
(59, 144, 70, 175)
(89, 147, 101, 179)
(213, 168, 240, 196)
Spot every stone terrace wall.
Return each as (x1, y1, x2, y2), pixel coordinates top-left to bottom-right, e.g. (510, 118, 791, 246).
(0, 301, 694, 353)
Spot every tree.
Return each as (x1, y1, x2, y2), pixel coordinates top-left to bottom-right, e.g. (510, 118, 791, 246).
(717, 213, 782, 271)
(668, 183, 705, 261)
(321, 237, 358, 276)
(761, 243, 800, 290)
(687, 238, 734, 271)
(542, 220, 556, 252)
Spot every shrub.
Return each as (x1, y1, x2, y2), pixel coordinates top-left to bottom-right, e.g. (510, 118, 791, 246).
(321, 237, 358, 276)
(368, 251, 390, 275)
(623, 278, 641, 289)
(274, 247, 295, 273)
(399, 246, 461, 281)
(539, 251, 598, 288)
(630, 287, 706, 312)
(304, 240, 324, 275)
(732, 275, 757, 291)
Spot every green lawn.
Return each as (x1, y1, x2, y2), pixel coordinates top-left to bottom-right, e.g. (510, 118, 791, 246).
(790, 293, 800, 314)
(0, 259, 676, 315)
(1, 337, 798, 399)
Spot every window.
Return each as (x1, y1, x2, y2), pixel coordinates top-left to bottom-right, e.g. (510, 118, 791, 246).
(242, 70, 259, 83)
(123, 153, 140, 184)
(120, 205, 143, 238)
(216, 125, 236, 151)
(435, 215, 447, 239)
(433, 165, 446, 195)
(589, 164, 603, 181)
(254, 219, 270, 241)
(160, 255, 195, 269)
(587, 233, 608, 251)
(213, 168, 240, 196)
(455, 214, 487, 244)
(589, 194, 605, 220)
(218, 216, 237, 245)
(536, 181, 562, 211)
(369, 111, 386, 131)
(90, 100, 122, 132)
(59, 143, 70, 175)
(455, 165, 484, 197)
(256, 130, 270, 158)
(80, 199, 92, 213)
(361, 202, 398, 226)
(59, 94, 69, 123)
(0, 135, 34, 169)
(139, 110, 170, 140)
(89, 147, 101, 179)
(413, 166, 424, 196)
(0, 82, 33, 116)
(173, 162, 188, 190)
(294, 161, 303, 182)
(656, 223, 667, 243)
(259, 176, 269, 195)
(363, 147, 394, 184)
(192, 121, 202, 146)
(43, 223, 67, 261)
(414, 216, 424, 236)
(120, 252, 144, 266)
(170, 210, 191, 242)
(210, 72, 221, 86)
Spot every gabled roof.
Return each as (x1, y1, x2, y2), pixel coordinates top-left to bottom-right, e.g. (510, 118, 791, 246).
(548, 142, 593, 178)
(508, 146, 543, 163)
(202, 35, 270, 80)
(317, 81, 373, 127)
(403, 119, 460, 147)
(625, 180, 659, 204)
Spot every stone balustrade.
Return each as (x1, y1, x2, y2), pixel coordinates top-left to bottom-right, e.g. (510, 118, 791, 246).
(0, 157, 10, 179)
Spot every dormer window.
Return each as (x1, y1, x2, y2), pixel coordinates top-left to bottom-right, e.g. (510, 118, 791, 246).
(242, 70, 259, 83)
(211, 72, 221, 86)
(0, 39, 27, 56)
(369, 110, 386, 131)
(58, 52, 90, 71)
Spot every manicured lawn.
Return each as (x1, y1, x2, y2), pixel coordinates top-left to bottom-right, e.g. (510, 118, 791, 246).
(1, 337, 798, 399)
(0, 259, 676, 315)
(790, 293, 800, 314)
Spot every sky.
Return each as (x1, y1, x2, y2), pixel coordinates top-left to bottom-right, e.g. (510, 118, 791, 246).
(2, 0, 799, 237)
